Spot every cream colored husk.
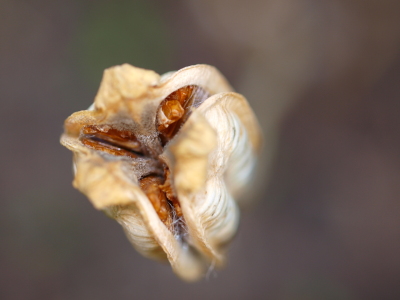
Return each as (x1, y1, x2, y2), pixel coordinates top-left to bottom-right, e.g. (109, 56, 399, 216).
(60, 64, 261, 281)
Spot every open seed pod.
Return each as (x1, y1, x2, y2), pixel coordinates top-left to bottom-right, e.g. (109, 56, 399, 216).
(60, 64, 262, 281)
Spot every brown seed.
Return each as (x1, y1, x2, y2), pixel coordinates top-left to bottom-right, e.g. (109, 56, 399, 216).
(139, 176, 170, 224)
(162, 100, 185, 123)
(80, 125, 142, 158)
(80, 137, 138, 158)
(176, 86, 193, 105)
(160, 168, 183, 218)
(157, 86, 196, 143)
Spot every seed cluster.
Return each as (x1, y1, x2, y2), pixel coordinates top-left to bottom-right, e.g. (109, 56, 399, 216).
(79, 86, 203, 229)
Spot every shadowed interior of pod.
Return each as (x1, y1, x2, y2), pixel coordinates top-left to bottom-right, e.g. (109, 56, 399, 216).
(79, 85, 209, 238)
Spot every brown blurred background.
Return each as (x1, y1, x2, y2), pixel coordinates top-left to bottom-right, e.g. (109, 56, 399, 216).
(1, 0, 400, 299)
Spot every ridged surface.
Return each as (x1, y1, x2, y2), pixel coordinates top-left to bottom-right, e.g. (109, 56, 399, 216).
(60, 64, 262, 281)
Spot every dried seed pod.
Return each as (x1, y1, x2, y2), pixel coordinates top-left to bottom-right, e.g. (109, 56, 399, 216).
(60, 64, 262, 281)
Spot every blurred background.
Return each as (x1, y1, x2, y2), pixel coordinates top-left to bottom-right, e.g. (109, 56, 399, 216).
(1, 0, 400, 299)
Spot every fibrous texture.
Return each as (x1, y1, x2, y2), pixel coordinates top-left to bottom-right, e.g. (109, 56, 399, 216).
(60, 64, 261, 281)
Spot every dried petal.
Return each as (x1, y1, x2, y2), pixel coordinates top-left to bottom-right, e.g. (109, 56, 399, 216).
(60, 64, 261, 281)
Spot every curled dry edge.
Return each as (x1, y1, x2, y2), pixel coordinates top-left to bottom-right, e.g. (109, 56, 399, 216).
(60, 64, 262, 281)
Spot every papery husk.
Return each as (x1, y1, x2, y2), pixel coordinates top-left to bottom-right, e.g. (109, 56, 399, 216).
(60, 64, 261, 281)
(165, 92, 261, 266)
